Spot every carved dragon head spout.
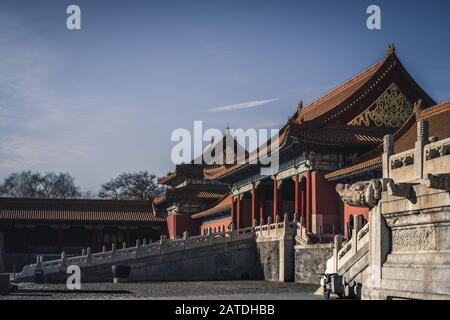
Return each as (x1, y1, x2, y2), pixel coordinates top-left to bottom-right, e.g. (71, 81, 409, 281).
(336, 179, 383, 208)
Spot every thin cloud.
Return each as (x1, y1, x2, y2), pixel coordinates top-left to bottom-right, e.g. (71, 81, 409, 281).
(209, 98, 280, 113)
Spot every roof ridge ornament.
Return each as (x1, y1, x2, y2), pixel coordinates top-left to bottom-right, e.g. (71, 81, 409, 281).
(387, 43, 395, 55)
(413, 99, 423, 115)
(297, 100, 305, 124)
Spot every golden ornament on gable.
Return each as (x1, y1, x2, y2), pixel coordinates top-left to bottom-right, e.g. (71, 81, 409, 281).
(348, 83, 412, 127)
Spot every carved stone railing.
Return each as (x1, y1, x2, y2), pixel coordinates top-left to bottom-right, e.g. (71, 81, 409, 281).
(295, 217, 309, 245)
(325, 215, 369, 274)
(254, 213, 297, 240)
(424, 137, 450, 177)
(15, 226, 256, 282)
(389, 150, 416, 183)
(425, 137, 450, 161)
(385, 121, 450, 185)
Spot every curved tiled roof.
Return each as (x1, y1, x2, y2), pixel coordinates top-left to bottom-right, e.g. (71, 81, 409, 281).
(202, 48, 415, 181)
(297, 59, 385, 122)
(153, 188, 226, 205)
(324, 157, 382, 180)
(191, 194, 232, 219)
(0, 198, 166, 223)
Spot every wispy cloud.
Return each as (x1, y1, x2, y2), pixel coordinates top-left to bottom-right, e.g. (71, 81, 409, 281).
(0, 13, 133, 190)
(209, 98, 280, 113)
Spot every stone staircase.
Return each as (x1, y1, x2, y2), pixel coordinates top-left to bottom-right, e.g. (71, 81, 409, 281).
(14, 226, 257, 283)
(14, 216, 300, 284)
(325, 215, 370, 284)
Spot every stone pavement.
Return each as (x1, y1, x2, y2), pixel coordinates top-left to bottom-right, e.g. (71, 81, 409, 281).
(0, 281, 322, 300)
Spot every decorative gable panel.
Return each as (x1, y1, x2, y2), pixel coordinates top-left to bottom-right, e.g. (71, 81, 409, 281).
(348, 83, 412, 127)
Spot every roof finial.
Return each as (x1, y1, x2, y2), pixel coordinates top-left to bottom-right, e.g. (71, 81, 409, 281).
(297, 100, 303, 110)
(387, 43, 395, 55)
(413, 99, 423, 115)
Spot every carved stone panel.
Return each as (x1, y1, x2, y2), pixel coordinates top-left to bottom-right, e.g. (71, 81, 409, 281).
(391, 227, 436, 252)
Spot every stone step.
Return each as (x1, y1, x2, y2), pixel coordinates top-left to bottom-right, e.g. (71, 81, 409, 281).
(382, 265, 449, 282)
(385, 251, 450, 265)
(381, 278, 449, 296)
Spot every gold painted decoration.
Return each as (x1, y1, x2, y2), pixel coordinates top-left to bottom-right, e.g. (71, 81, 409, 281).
(348, 83, 412, 127)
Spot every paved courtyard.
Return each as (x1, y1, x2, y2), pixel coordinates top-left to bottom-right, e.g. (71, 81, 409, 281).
(1, 281, 322, 300)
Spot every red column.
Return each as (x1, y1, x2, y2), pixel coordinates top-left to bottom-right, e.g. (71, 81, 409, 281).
(251, 184, 256, 224)
(273, 177, 278, 220)
(305, 170, 312, 232)
(300, 179, 305, 224)
(230, 196, 235, 227)
(237, 195, 241, 231)
(294, 174, 300, 219)
(278, 182, 283, 218)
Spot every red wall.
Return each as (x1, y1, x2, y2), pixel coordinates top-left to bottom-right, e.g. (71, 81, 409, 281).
(200, 217, 232, 235)
(311, 171, 342, 234)
(167, 214, 199, 239)
(343, 203, 369, 233)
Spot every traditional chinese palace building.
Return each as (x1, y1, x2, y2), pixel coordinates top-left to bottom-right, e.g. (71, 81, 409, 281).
(1, 45, 447, 274)
(156, 132, 246, 238)
(0, 198, 167, 272)
(164, 45, 442, 240)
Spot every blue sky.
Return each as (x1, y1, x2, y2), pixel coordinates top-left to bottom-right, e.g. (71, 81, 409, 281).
(0, 0, 449, 192)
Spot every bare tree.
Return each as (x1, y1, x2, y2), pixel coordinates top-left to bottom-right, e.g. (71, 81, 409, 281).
(0, 171, 82, 199)
(98, 171, 163, 200)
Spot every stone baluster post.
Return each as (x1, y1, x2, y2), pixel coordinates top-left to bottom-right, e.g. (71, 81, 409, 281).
(353, 215, 363, 252)
(382, 134, 394, 179)
(122, 242, 127, 249)
(111, 243, 116, 261)
(283, 213, 289, 235)
(259, 217, 264, 237)
(368, 204, 390, 291)
(60, 251, 66, 269)
(135, 239, 141, 258)
(86, 247, 92, 265)
(230, 223, 237, 241)
(333, 235, 342, 273)
(160, 235, 167, 253)
(415, 120, 429, 180)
